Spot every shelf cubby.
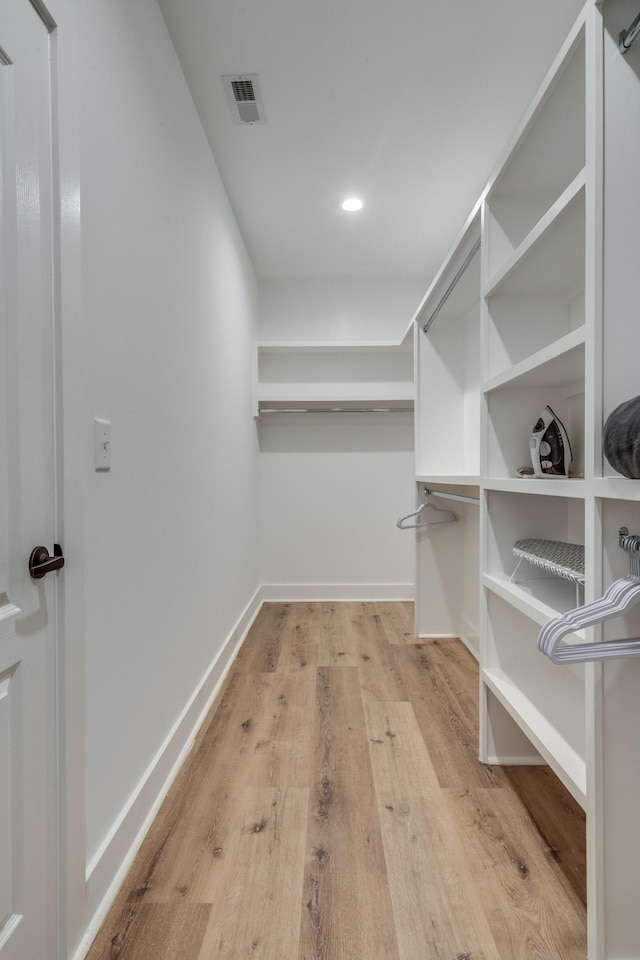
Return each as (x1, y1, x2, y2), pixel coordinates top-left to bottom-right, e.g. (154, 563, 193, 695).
(485, 173, 586, 297)
(597, 498, 640, 644)
(485, 187, 586, 381)
(485, 26, 586, 279)
(483, 328, 585, 395)
(485, 489, 585, 617)
(483, 592, 586, 805)
(485, 377, 585, 481)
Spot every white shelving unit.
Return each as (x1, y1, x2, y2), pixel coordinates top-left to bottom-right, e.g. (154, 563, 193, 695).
(412, 3, 640, 955)
(254, 331, 413, 415)
(478, 7, 593, 807)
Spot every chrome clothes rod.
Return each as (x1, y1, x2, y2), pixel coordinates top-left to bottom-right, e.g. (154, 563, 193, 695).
(424, 487, 480, 506)
(422, 237, 481, 334)
(620, 10, 640, 53)
(259, 407, 413, 414)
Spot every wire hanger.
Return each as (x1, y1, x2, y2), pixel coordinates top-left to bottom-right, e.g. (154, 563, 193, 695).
(538, 529, 640, 664)
(396, 501, 458, 529)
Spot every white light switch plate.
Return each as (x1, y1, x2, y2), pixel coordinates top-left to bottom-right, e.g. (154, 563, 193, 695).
(94, 418, 111, 470)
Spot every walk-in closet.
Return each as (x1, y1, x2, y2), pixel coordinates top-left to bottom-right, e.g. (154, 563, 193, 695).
(5, 1, 640, 958)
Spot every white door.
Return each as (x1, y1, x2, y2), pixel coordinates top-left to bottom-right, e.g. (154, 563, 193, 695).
(1, 1, 60, 958)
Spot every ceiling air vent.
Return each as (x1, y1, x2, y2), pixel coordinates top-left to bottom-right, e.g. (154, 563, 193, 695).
(222, 74, 266, 125)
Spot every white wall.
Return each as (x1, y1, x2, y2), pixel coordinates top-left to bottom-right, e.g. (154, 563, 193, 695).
(258, 278, 418, 596)
(74, 0, 260, 919)
(260, 276, 424, 341)
(259, 412, 415, 597)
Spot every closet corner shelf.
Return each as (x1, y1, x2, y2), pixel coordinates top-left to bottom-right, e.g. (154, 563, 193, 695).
(415, 474, 480, 486)
(483, 572, 587, 634)
(257, 397, 414, 413)
(593, 477, 640, 502)
(482, 327, 585, 394)
(483, 170, 586, 299)
(256, 337, 412, 355)
(483, 477, 586, 499)
(482, 667, 587, 808)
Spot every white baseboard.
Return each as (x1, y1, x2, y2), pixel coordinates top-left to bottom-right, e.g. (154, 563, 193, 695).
(261, 583, 414, 602)
(459, 614, 479, 660)
(458, 633, 479, 660)
(75, 586, 263, 960)
(485, 754, 546, 766)
(417, 629, 479, 661)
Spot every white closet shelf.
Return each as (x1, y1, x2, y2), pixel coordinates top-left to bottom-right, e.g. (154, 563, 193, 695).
(484, 193, 585, 301)
(258, 398, 413, 412)
(484, 171, 586, 297)
(415, 474, 480, 486)
(484, 477, 586, 498)
(483, 328, 585, 394)
(593, 477, 640, 501)
(483, 572, 587, 633)
(257, 324, 413, 355)
(482, 666, 587, 807)
(256, 339, 412, 354)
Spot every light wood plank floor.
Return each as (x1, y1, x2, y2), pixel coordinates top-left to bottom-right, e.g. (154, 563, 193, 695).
(86, 602, 587, 960)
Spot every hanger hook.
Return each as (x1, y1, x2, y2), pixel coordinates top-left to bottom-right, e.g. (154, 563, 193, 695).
(619, 528, 640, 578)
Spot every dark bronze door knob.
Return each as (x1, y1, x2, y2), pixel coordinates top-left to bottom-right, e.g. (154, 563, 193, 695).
(29, 544, 65, 579)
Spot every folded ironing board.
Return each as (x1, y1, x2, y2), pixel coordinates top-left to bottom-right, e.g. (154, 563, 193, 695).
(512, 538, 585, 584)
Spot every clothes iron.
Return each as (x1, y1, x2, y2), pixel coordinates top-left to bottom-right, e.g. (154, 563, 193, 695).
(530, 406, 572, 478)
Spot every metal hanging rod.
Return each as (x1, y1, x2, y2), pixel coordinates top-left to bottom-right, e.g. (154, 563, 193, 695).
(259, 406, 413, 415)
(620, 10, 640, 53)
(424, 487, 480, 506)
(422, 237, 481, 335)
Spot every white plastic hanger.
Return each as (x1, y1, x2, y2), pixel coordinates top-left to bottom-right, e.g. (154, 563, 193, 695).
(538, 529, 640, 664)
(396, 502, 458, 529)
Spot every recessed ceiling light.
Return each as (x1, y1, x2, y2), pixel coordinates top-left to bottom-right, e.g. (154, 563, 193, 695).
(340, 197, 364, 212)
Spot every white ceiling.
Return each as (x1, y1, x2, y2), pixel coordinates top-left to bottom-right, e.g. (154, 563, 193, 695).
(157, 0, 585, 283)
